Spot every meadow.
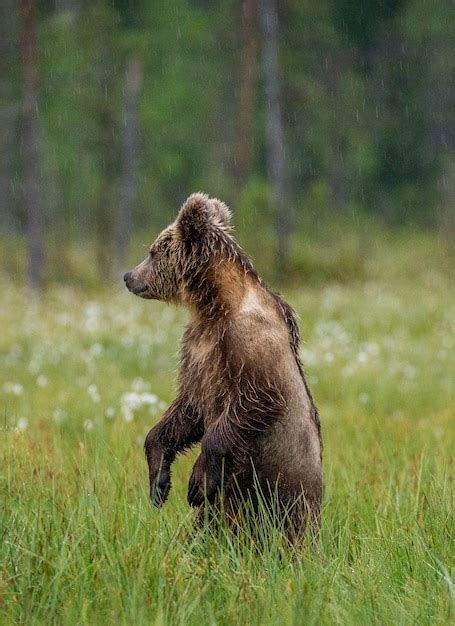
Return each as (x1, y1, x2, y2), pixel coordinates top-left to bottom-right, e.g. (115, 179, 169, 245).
(1, 229, 454, 625)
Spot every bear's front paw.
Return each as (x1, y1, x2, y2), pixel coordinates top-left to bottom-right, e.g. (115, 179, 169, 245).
(187, 453, 221, 507)
(145, 443, 172, 507)
(150, 463, 171, 507)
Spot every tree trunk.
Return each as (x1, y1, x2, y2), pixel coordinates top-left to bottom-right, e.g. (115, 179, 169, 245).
(438, 157, 455, 252)
(95, 96, 117, 279)
(259, 0, 289, 277)
(82, 4, 119, 280)
(115, 54, 143, 268)
(234, 0, 259, 184)
(0, 0, 20, 233)
(325, 52, 347, 213)
(425, 39, 454, 241)
(20, 0, 43, 290)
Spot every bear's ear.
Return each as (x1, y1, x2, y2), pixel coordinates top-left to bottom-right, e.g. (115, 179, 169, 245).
(210, 197, 232, 229)
(177, 192, 232, 242)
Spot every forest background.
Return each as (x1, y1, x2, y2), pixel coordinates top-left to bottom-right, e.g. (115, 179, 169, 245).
(1, 0, 453, 286)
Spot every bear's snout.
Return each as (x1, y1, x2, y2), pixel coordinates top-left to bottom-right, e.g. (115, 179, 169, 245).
(123, 270, 149, 297)
(123, 271, 136, 292)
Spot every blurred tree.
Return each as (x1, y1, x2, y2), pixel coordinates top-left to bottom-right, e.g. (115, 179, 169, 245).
(113, 0, 140, 28)
(324, 50, 348, 213)
(1, 0, 453, 286)
(0, 0, 20, 233)
(80, 3, 120, 278)
(115, 54, 143, 267)
(233, 0, 259, 185)
(408, 0, 455, 239)
(21, 0, 44, 290)
(259, 0, 290, 276)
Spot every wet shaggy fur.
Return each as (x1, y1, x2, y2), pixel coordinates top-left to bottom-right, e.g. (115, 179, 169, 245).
(124, 193, 323, 538)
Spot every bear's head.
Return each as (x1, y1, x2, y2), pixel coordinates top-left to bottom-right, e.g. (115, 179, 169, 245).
(123, 193, 232, 302)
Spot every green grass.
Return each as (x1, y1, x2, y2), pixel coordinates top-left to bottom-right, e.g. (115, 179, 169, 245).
(1, 231, 454, 625)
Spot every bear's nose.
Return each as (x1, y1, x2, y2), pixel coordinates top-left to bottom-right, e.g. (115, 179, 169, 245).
(123, 272, 131, 283)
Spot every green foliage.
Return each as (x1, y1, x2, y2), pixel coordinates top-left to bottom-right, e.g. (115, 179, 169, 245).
(4, 0, 452, 242)
(1, 233, 454, 624)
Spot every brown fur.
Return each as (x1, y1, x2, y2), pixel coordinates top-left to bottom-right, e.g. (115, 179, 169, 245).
(124, 193, 323, 538)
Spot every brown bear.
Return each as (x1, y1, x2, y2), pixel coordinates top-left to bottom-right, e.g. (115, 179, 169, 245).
(123, 193, 322, 537)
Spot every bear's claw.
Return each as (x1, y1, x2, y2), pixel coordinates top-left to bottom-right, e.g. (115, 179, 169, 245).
(150, 467, 171, 507)
(187, 454, 219, 507)
(187, 475, 206, 507)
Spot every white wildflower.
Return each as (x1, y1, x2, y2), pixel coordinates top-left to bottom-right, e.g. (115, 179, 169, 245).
(16, 417, 28, 432)
(87, 384, 100, 403)
(141, 392, 158, 405)
(120, 391, 159, 422)
(53, 408, 67, 423)
(3, 382, 23, 396)
(132, 377, 150, 392)
(84, 302, 101, 332)
(37, 375, 48, 387)
(83, 419, 94, 431)
(357, 351, 368, 364)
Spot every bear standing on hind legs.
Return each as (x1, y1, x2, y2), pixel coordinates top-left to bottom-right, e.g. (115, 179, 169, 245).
(123, 193, 323, 538)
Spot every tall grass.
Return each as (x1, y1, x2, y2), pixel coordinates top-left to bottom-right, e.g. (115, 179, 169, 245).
(1, 229, 454, 624)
